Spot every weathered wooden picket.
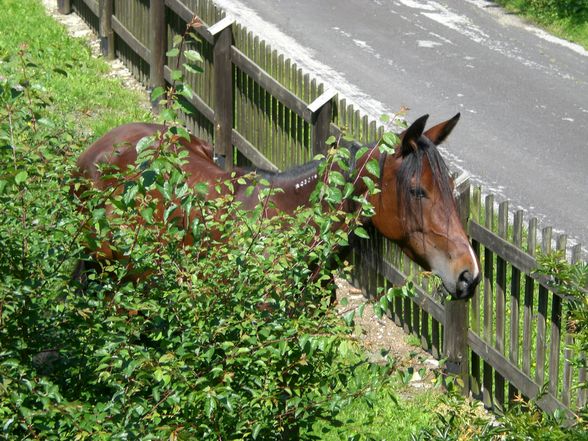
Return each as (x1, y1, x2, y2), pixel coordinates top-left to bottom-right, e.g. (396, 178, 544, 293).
(57, 0, 586, 420)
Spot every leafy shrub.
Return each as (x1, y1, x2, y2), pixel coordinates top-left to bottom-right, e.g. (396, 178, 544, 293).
(526, 0, 587, 21)
(1, 41, 396, 439)
(499, 0, 588, 24)
(538, 252, 588, 395)
(412, 391, 586, 440)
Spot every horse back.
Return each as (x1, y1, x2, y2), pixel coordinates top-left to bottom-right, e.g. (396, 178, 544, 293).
(75, 122, 217, 188)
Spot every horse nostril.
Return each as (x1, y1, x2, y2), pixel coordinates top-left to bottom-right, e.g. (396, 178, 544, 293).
(459, 270, 473, 284)
(456, 270, 480, 299)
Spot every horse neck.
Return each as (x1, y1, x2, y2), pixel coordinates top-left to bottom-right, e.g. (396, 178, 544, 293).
(259, 143, 384, 212)
(266, 161, 321, 210)
(349, 142, 383, 193)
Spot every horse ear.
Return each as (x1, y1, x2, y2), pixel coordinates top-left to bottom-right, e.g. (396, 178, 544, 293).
(424, 113, 460, 145)
(401, 114, 429, 156)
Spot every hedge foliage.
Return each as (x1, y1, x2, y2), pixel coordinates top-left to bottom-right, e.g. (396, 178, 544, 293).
(524, 0, 587, 21)
(0, 35, 401, 438)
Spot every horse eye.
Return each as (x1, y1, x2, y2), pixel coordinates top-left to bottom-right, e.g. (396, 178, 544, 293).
(410, 187, 427, 199)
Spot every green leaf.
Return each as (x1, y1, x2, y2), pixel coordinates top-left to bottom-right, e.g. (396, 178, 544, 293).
(379, 294, 389, 311)
(160, 108, 176, 121)
(343, 183, 354, 199)
(37, 118, 55, 127)
(141, 207, 154, 222)
(222, 396, 234, 413)
(355, 146, 369, 161)
(178, 82, 194, 99)
(373, 303, 383, 319)
(382, 132, 399, 148)
(355, 227, 370, 239)
(325, 135, 337, 145)
(136, 135, 155, 154)
(183, 63, 204, 75)
(166, 47, 180, 58)
(366, 158, 380, 178)
(195, 182, 209, 194)
(358, 302, 366, 317)
(343, 310, 355, 327)
(338, 340, 352, 356)
(163, 203, 178, 222)
(183, 49, 203, 63)
(205, 395, 217, 418)
(252, 424, 263, 439)
(328, 171, 346, 186)
(326, 187, 343, 204)
(362, 176, 375, 194)
(171, 126, 191, 141)
(171, 69, 183, 81)
(14, 170, 28, 185)
(151, 86, 166, 101)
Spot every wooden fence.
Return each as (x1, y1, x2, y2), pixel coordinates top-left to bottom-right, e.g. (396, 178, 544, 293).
(57, 0, 586, 419)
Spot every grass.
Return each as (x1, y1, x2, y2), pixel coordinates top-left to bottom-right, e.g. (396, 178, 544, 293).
(314, 375, 444, 440)
(494, 0, 588, 49)
(0, 0, 151, 137)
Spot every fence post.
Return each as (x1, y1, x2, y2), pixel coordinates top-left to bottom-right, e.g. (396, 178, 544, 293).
(57, 0, 72, 14)
(210, 17, 234, 170)
(150, 0, 167, 112)
(443, 177, 471, 394)
(444, 301, 469, 394)
(99, 0, 114, 60)
(307, 89, 337, 156)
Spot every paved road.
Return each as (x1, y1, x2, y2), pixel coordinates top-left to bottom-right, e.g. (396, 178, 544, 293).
(215, 0, 588, 249)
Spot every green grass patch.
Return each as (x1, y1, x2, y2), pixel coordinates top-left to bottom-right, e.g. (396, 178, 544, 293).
(494, 0, 588, 49)
(314, 375, 443, 440)
(0, 0, 151, 136)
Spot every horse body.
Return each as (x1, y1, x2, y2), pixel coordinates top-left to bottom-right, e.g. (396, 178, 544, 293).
(75, 115, 479, 299)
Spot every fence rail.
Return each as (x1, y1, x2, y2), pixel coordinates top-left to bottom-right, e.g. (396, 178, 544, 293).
(58, 0, 586, 419)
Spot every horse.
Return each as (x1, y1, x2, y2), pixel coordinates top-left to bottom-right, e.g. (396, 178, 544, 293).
(74, 114, 480, 300)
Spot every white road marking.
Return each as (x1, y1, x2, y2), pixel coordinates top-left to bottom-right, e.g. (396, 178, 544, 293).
(353, 39, 382, 59)
(396, 0, 579, 81)
(417, 40, 442, 48)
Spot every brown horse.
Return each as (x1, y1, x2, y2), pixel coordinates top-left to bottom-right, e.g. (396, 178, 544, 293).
(75, 114, 480, 299)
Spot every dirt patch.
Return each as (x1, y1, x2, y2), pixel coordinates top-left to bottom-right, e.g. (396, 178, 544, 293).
(335, 277, 441, 390)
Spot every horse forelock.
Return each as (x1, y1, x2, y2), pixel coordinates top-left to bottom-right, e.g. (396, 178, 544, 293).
(395, 138, 455, 229)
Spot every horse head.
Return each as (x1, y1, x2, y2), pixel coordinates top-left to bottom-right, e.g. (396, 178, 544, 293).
(370, 114, 480, 300)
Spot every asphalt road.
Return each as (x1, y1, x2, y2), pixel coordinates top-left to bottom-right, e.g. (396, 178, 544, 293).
(215, 0, 588, 250)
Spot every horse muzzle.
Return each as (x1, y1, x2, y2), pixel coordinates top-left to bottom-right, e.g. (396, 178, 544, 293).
(453, 270, 480, 300)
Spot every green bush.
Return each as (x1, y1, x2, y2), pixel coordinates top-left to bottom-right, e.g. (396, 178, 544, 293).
(413, 391, 587, 441)
(0, 40, 398, 438)
(526, 0, 587, 21)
